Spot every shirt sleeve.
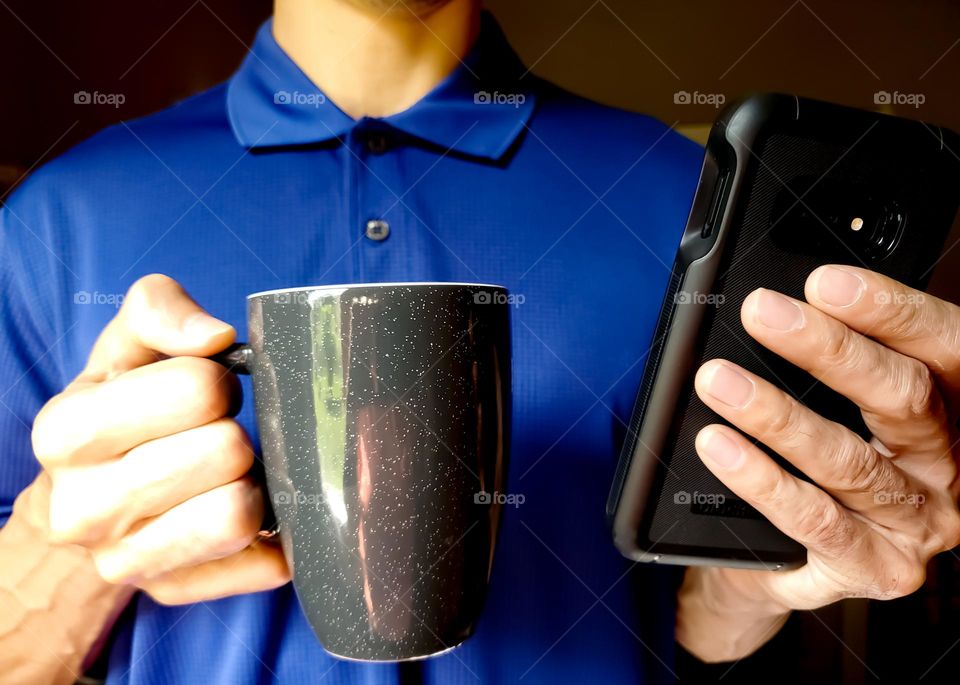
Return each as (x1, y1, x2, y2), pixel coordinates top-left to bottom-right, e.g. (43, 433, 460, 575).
(0, 203, 65, 526)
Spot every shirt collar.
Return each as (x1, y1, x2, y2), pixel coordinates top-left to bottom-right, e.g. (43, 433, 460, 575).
(226, 12, 536, 160)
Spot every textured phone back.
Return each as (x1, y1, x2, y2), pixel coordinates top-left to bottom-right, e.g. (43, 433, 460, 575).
(641, 100, 960, 562)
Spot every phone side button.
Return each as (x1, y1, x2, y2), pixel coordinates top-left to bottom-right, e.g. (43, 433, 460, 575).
(701, 169, 730, 239)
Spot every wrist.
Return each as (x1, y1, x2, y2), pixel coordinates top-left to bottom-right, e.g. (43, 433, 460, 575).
(3, 473, 135, 678)
(676, 566, 791, 662)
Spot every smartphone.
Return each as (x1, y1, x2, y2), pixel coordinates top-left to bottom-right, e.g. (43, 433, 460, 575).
(607, 93, 960, 570)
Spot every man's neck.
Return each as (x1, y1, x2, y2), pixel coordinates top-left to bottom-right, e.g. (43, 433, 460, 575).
(273, 0, 481, 120)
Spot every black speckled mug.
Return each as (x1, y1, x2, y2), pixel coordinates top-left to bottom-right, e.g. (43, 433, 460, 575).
(215, 283, 511, 661)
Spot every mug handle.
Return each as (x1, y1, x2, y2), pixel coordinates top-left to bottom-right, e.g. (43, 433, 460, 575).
(207, 342, 279, 538)
(209, 342, 254, 375)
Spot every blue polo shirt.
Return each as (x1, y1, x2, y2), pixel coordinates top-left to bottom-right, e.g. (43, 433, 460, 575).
(0, 13, 702, 685)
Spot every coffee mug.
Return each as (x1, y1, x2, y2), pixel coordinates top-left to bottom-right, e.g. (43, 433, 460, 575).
(213, 282, 511, 661)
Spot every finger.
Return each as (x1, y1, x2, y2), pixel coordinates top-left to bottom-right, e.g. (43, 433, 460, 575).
(80, 273, 235, 382)
(805, 266, 960, 392)
(32, 356, 241, 468)
(46, 419, 255, 545)
(695, 360, 926, 520)
(741, 288, 952, 463)
(694, 424, 873, 572)
(139, 542, 290, 605)
(696, 425, 935, 608)
(91, 477, 264, 584)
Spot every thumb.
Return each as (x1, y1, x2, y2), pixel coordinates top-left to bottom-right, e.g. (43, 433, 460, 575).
(79, 274, 235, 381)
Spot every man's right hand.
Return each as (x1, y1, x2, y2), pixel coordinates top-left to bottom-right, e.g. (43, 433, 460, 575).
(31, 274, 290, 605)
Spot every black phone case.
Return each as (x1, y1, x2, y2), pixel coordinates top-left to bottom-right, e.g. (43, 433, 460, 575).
(607, 93, 960, 570)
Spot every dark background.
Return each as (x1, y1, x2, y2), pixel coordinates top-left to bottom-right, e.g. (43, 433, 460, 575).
(3, 0, 959, 186)
(2, 1, 959, 682)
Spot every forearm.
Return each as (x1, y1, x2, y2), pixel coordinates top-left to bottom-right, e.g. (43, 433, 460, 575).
(0, 474, 133, 685)
(676, 566, 791, 663)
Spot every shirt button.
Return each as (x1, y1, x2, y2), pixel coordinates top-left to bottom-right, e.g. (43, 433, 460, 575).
(366, 133, 389, 154)
(365, 219, 390, 241)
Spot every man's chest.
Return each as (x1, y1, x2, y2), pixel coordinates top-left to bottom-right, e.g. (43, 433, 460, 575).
(66, 151, 681, 477)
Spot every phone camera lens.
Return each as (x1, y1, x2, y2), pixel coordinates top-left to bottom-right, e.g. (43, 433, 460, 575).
(771, 177, 905, 263)
(871, 204, 905, 257)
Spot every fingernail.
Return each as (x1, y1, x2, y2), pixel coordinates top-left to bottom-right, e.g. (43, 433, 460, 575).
(699, 429, 742, 469)
(756, 290, 804, 331)
(704, 363, 755, 408)
(816, 267, 864, 307)
(182, 312, 233, 339)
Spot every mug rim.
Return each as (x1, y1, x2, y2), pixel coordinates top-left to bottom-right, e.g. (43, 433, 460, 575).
(248, 282, 507, 300)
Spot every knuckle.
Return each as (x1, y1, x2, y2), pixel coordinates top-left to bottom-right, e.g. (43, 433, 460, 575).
(204, 420, 254, 478)
(753, 463, 791, 509)
(31, 395, 83, 466)
(47, 506, 91, 545)
(93, 552, 136, 586)
(899, 359, 940, 421)
(879, 296, 924, 341)
(828, 439, 883, 492)
(206, 480, 260, 553)
(164, 357, 235, 420)
(96, 565, 130, 586)
(819, 323, 860, 370)
(46, 517, 85, 545)
(124, 274, 185, 341)
(31, 410, 62, 467)
(125, 274, 176, 310)
(46, 476, 109, 545)
(794, 497, 853, 553)
(758, 396, 804, 442)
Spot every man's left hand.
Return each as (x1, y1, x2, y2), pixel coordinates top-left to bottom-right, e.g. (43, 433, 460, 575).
(677, 265, 960, 662)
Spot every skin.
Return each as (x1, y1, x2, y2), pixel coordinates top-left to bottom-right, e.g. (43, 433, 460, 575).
(678, 267, 960, 661)
(273, 0, 480, 119)
(0, 276, 291, 684)
(0, 3, 482, 682)
(1, 1, 958, 681)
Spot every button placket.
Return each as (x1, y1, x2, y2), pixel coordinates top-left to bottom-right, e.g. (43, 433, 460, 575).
(352, 121, 403, 282)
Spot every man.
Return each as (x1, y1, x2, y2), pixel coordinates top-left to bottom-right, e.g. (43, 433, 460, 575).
(1, 0, 958, 682)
